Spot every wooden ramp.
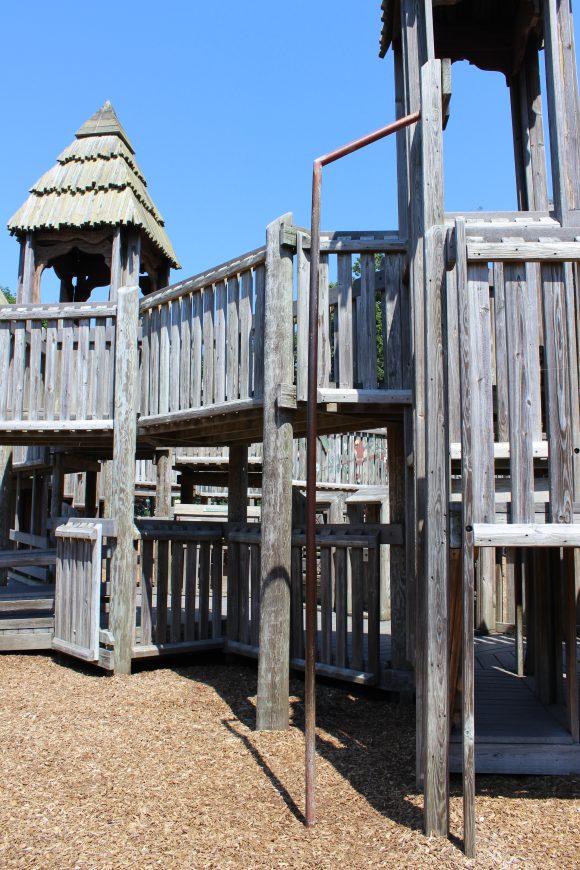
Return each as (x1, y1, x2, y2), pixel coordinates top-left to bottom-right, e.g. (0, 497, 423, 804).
(450, 634, 580, 774)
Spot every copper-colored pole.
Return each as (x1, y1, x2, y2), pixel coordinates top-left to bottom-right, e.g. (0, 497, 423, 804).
(305, 111, 420, 828)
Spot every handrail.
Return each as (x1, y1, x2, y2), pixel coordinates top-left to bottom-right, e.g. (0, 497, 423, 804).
(304, 110, 421, 827)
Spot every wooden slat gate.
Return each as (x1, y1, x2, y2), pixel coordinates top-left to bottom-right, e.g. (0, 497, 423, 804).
(52, 520, 103, 662)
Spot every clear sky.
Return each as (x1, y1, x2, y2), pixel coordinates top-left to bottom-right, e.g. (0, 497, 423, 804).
(1, 2, 578, 297)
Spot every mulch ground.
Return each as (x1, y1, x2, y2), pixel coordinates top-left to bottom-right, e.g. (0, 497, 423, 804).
(0, 654, 578, 870)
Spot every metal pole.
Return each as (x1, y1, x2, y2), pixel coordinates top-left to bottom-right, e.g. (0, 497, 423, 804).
(304, 111, 420, 828)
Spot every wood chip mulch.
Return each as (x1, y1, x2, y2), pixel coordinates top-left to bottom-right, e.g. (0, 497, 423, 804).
(0, 654, 578, 869)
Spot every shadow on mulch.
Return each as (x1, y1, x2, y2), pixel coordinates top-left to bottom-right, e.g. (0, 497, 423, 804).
(165, 654, 425, 834)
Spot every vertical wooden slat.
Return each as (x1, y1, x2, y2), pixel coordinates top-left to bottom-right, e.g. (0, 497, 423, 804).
(337, 253, 353, 388)
(140, 311, 150, 417)
(493, 263, 509, 442)
(318, 252, 331, 387)
(29, 321, 42, 420)
(59, 319, 73, 420)
(141, 538, 154, 645)
(198, 542, 211, 640)
(170, 540, 184, 642)
(227, 538, 239, 642)
(366, 541, 380, 679)
(252, 265, 265, 400)
(169, 299, 181, 413)
(358, 253, 378, 388)
(214, 280, 227, 404)
(149, 307, 160, 416)
(239, 270, 253, 400)
(202, 286, 214, 406)
(446, 267, 460, 444)
(319, 544, 332, 664)
(296, 235, 310, 401)
(156, 540, 169, 644)
(184, 542, 198, 641)
(238, 543, 250, 644)
(226, 275, 239, 401)
(159, 303, 171, 415)
(334, 546, 347, 668)
(76, 318, 90, 420)
(250, 542, 261, 647)
(211, 540, 223, 639)
(191, 292, 202, 407)
(290, 544, 304, 659)
(350, 546, 364, 671)
(179, 294, 192, 412)
(0, 322, 10, 418)
(384, 253, 403, 389)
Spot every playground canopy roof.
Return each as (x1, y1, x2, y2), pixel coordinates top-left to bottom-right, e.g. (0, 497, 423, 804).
(8, 101, 180, 269)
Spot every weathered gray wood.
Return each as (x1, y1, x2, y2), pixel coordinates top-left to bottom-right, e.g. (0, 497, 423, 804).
(421, 58, 449, 838)
(155, 450, 173, 517)
(383, 254, 404, 389)
(191, 291, 203, 407)
(198, 541, 212, 640)
(170, 541, 184, 642)
(253, 265, 265, 400)
(202, 286, 214, 406)
(358, 253, 378, 388)
(109, 286, 139, 674)
(455, 217, 475, 857)
(388, 425, 407, 667)
(337, 253, 354, 389)
(256, 214, 294, 731)
(366, 542, 380, 679)
(473, 523, 580, 547)
(211, 540, 223, 639)
(179, 294, 192, 413)
(227, 275, 240, 401)
(467, 241, 580, 261)
(250, 542, 261, 647)
(290, 545, 303, 658)
(169, 299, 181, 413)
(318, 253, 331, 388)
(334, 546, 347, 668)
(227, 444, 248, 641)
(159, 301, 171, 415)
(156, 539, 169, 644)
(184, 542, 198, 641)
(239, 270, 253, 400)
(214, 281, 227, 404)
(319, 546, 333, 664)
(140, 538, 154, 645)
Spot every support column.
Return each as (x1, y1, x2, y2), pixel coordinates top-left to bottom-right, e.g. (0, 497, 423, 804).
(109, 285, 140, 675)
(256, 213, 294, 731)
(388, 424, 408, 668)
(155, 450, 173, 517)
(421, 59, 449, 839)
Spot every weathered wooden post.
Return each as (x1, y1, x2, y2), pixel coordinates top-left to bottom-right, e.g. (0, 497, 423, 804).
(155, 450, 173, 517)
(421, 58, 450, 839)
(109, 285, 140, 675)
(227, 444, 249, 640)
(256, 213, 294, 730)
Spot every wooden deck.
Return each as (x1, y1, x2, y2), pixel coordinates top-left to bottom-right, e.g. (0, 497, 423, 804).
(450, 634, 580, 774)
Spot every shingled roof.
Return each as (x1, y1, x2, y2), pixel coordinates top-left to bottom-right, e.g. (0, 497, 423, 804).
(8, 101, 180, 269)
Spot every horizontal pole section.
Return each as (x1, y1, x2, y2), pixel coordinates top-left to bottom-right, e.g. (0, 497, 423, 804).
(0, 420, 114, 431)
(0, 549, 56, 568)
(450, 441, 549, 460)
(467, 241, 580, 262)
(140, 247, 267, 311)
(0, 301, 117, 321)
(317, 388, 413, 405)
(473, 523, 580, 547)
(299, 237, 408, 254)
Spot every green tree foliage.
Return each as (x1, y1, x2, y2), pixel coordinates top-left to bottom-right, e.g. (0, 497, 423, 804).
(0, 287, 16, 303)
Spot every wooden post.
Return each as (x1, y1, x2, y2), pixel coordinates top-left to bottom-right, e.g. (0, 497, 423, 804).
(155, 450, 173, 517)
(50, 452, 65, 541)
(227, 444, 249, 640)
(421, 59, 450, 839)
(543, 0, 580, 224)
(389, 424, 408, 668)
(256, 213, 294, 731)
(109, 285, 140, 675)
(400, 0, 430, 788)
(18, 234, 35, 304)
(0, 447, 13, 584)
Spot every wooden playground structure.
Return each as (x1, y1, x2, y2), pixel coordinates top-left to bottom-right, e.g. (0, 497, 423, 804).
(1, 0, 579, 856)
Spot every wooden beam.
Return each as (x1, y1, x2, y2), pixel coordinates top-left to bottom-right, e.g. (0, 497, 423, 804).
(256, 214, 294, 731)
(109, 286, 140, 675)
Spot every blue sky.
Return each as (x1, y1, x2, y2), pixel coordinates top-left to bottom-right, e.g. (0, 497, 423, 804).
(1, 2, 578, 297)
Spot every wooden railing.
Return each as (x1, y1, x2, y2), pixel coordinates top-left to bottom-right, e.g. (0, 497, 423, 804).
(294, 231, 411, 401)
(138, 248, 266, 421)
(134, 519, 226, 654)
(0, 301, 116, 426)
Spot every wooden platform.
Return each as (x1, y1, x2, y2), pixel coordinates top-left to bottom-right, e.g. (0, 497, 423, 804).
(450, 634, 580, 774)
